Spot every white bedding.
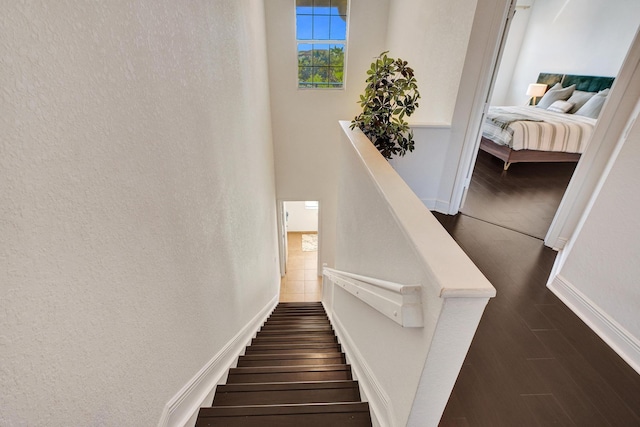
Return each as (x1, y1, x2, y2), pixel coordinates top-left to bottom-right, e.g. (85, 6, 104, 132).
(483, 106, 597, 153)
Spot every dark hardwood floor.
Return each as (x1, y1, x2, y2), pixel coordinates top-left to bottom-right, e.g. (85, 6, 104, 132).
(435, 213, 640, 426)
(461, 150, 577, 239)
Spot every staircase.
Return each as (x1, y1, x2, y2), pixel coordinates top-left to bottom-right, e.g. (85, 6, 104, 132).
(195, 302, 372, 426)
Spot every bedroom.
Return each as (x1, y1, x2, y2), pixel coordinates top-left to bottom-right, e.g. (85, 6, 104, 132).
(461, 0, 640, 239)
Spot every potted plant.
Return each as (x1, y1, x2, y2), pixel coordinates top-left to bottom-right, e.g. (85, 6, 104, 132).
(351, 51, 420, 159)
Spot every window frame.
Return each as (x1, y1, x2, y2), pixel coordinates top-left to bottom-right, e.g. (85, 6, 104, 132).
(295, 0, 349, 90)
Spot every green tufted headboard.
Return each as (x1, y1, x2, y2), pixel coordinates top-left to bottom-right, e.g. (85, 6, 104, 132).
(536, 72, 615, 93)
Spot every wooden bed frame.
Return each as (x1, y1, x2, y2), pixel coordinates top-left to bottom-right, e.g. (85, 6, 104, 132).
(480, 137, 581, 171)
(480, 72, 615, 170)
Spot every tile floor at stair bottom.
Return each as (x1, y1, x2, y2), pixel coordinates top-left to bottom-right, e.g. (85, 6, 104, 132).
(280, 232, 322, 302)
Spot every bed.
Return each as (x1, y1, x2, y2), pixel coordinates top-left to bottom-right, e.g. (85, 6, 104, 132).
(481, 73, 615, 170)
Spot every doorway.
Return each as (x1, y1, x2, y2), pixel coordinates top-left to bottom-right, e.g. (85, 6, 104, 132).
(278, 201, 322, 302)
(458, 0, 638, 241)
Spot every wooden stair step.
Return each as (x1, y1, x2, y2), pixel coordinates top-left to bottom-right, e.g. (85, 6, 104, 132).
(245, 343, 341, 354)
(271, 307, 326, 312)
(196, 402, 372, 427)
(237, 353, 345, 367)
(269, 314, 328, 319)
(264, 320, 331, 324)
(265, 318, 331, 324)
(260, 321, 332, 328)
(267, 318, 329, 323)
(256, 329, 335, 338)
(226, 364, 352, 383)
(272, 306, 325, 310)
(263, 320, 331, 326)
(212, 380, 361, 406)
(251, 336, 337, 345)
(260, 324, 333, 332)
(276, 302, 323, 306)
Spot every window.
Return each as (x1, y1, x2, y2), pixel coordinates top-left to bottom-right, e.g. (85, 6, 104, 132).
(296, 0, 348, 89)
(304, 201, 319, 209)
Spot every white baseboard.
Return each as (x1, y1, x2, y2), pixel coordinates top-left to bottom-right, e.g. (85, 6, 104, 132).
(548, 275, 640, 374)
(157, 295, 278, 427)
(418, 198, 450, 214)
(432, 199, 451, 214)
(419, 198, 437, 210)
(326, 310, 394, 427)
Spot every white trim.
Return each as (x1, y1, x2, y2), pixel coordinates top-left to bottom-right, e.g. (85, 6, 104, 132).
(432, 199, 451, 214)
(548, 275, 640, 374)
(414, 198, 451, 213)
(157, 296, 278, 427)
(325, 306, 394, 427)
(418, 198, 451, 213)
(408, 123, 452, 129)
(323, 267, 423, 327)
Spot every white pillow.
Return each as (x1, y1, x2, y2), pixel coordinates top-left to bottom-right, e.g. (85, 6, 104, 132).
(547, 100, 574, 113)
(574, 88, 610, 119)
(567, 90, 596, 114)
(536, 83, 576, 109)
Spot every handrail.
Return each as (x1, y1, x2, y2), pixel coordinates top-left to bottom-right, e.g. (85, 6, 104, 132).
(323, 267, 423, 328)
(323, 267, 421, 294)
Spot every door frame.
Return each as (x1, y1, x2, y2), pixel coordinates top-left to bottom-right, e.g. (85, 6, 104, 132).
(276, 199, 322, 277)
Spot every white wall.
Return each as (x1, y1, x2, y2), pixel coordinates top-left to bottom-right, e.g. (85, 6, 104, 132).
(389, 126, 451, 210)
(285, 201, 318, 232)
(385, 0, 477, 125)
(501, 0, 640, 105)
(265, 0, 391, 268)
(552, 97, 640, 369)
(489, 0, 534, 106)
(0, 1, 280, 425)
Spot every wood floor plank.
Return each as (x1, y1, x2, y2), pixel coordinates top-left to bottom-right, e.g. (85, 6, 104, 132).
(521, 394, 575, 427)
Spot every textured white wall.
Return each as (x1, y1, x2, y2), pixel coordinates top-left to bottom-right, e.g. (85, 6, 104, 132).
(0, 1, 279, 425)
(285, 201, 318, 232)
(502, 0, 640, 105)
(265, 0, 390, 268)
(557, 101, 640, 343)
(385, 0, 477, 124)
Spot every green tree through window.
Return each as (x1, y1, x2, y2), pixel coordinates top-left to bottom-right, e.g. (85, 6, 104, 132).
(296, 0, 348, 89)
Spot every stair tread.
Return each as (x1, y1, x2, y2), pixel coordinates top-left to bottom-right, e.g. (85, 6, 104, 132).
(237, 356, 345, 367)
(199, 401, 370, 416)
(213, 384, 361, 406)
(264, 320, 331, 325)
(215, 380, 359, 392)
(229, 364, 350, 374)
(239, 353, 343, 361)
(260, 328, 333, 331)
(251, 339, 337, 346)
(245, 345, 341, 355)
(269, 314, 328, 317)
(256, 330, 335, 337)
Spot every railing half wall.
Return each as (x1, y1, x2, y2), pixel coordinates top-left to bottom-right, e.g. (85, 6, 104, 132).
(324, 122, 496, 427)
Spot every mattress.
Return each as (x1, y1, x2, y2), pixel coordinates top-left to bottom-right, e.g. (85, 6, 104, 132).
(483, 106, 597, 153)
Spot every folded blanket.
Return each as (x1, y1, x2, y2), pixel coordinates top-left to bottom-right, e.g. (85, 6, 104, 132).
(487, 111, 542, 130)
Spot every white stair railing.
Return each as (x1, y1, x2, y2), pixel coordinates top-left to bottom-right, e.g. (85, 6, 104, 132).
(324, 122, 496, 427)
(323, 267, 423, 328)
